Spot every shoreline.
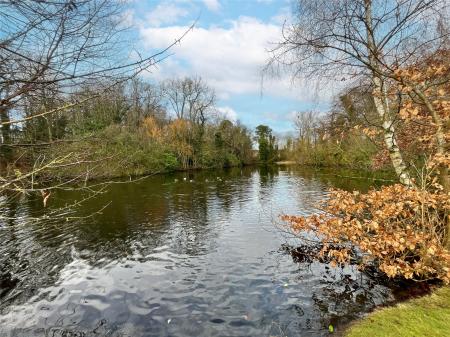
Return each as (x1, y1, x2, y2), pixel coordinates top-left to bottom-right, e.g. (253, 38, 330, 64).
(343, 286, 450, 336)
(19, 163, 397, 190)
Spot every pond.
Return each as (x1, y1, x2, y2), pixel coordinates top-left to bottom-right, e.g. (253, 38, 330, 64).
(0, 166, 397, 337)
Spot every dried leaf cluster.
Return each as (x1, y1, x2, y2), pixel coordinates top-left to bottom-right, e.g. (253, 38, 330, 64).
(283, 184, 450, 282)
(368, 55, 449, 172)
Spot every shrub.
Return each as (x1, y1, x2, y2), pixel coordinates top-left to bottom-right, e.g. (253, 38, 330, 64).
(282, 184, 450, 283)
(161, 152, 179, 171)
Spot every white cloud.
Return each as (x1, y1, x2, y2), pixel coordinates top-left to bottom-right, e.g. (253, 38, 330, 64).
(145, 3, 189, 27)
(262, 110, 297, 122)
(202, 0, 221, 12)
(119, 8, 135, 28)
(140, 16, 339, 104)
(270, 6, 292, 25)
(216, 106, 237, 122)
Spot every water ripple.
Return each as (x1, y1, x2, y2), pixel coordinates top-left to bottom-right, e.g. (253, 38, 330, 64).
(0, 166, 395, 337)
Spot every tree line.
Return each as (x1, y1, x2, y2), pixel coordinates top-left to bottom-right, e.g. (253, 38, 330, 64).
(3, 76, 255, 179)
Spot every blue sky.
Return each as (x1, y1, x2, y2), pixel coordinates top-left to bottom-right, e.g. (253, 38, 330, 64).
(127, 0, 334, 135)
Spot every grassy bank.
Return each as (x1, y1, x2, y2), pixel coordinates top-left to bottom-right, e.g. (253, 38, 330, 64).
(345, 286, 450, 337)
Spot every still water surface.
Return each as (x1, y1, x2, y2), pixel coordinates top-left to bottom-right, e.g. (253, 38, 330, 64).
(1, 166, 395, 337)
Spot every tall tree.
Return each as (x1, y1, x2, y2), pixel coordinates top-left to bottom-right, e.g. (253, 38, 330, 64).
(162, 77, 215, 124)
(162, 77, 216, 167)
(255, 125, 277, 163)
(267, 0, 448, 186)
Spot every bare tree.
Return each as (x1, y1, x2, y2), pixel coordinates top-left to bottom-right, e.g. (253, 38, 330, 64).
(267, 0, 449, 186)
(0, 0, 193, 131)
(295, 111, 317, 145)
(162, 77, 216, 125)
(0, 0, 193, 222)
(126, 78, 166, 126)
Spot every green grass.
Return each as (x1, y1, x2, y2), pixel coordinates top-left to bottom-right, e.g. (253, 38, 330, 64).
(345, 287, 450, 337)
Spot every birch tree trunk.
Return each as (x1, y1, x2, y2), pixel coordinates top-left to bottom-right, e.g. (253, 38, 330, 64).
(364, 0, 414, 187)
(373, 77, 414, 186)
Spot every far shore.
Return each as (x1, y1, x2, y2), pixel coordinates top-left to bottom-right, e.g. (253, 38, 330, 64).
(275, 160, 298, 165)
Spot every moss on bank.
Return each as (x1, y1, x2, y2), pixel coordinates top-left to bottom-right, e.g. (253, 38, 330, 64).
(345, 286, 450, 337)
